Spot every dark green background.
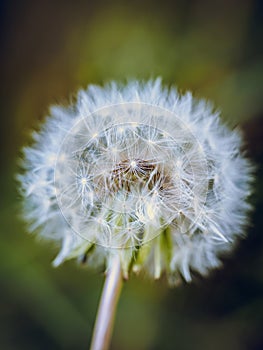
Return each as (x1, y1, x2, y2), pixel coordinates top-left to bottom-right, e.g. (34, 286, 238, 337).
(1, 0, 263, 349)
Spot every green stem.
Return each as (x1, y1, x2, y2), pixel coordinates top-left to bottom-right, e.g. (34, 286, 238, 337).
(90, 255, 123, 350)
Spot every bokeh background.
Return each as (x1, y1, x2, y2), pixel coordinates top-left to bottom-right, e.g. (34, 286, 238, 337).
(1, 0, 263, 349)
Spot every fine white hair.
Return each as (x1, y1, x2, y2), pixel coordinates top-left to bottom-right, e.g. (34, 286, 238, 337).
(18, 79, 254, 284)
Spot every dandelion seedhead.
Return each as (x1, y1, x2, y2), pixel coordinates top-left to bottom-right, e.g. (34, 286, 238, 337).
(18, 79, 253, 284)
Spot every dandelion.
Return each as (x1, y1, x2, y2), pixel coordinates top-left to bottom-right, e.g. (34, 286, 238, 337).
(18, 79, 253, 350)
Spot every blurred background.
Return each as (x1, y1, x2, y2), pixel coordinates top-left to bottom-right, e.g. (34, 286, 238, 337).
(1, 0, 263, 349)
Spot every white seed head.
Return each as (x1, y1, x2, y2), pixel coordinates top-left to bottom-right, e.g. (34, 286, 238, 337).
(18, 79, 254, 284)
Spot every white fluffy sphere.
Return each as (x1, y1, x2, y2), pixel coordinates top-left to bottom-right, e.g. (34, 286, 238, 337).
(18, 79, 253, 283)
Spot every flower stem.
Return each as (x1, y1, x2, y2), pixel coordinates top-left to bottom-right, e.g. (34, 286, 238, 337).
(90, 255, 123, 350)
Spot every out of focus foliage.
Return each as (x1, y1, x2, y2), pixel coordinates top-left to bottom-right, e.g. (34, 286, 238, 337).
(1, 0, 263, 349)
